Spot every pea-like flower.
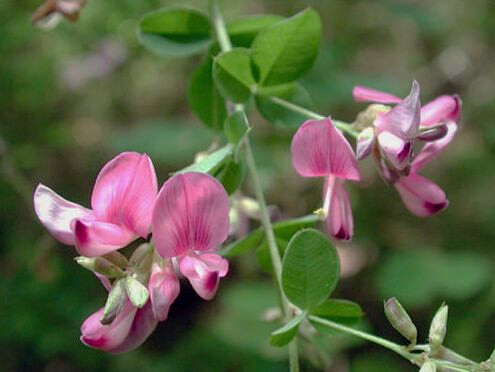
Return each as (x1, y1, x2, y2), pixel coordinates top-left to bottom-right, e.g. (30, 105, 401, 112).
(33, 152, 158, 256)
(152, 172, 230, 300)
(353, 82, 461, 216)
(291, 118, 361, 241)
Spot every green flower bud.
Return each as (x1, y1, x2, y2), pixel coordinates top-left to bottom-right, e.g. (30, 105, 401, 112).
(419, 360, 436, 372)
(384, 297, 417, 345)
(125, 276, 149, 308)
(101, 279, 126, 325)
(75, 256, 125, 278)
(102, 251, 129, 268)
(130, 243, 154, 274)
(429, 304, 448, 354)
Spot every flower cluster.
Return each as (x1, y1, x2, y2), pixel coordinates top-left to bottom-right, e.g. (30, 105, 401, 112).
(33, 152, 230, 353)
(291, 81, 461, 241)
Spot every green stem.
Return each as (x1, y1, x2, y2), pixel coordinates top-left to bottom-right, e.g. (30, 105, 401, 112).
(266, 95, 359, 138)
(210, 1, 299, 370)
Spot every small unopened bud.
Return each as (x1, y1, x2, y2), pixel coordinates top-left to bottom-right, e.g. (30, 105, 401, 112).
(356, 127, 375, 160)
(261, 307, 283, 323)
(417, 124, 448, 142)
(101, 278, 126, 325)
(429, 304, 448, 354)
(353, 104, 391, 131)
(125, 276, 149, 308)
(238, 197, 261, 219)
(384, 297, 417, 345)
(102, 251, 128, 268)
(419, 360, 436, 372)
(75, 256, 125, 278)
(130, 243, 153, 273)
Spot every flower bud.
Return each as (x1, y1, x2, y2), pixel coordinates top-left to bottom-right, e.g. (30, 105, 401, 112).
(429, 304, 448, 354)
(356, 127, 375, 160)
(416, 124, 448, 142)
(419, 360, 436, 372)
(125, 276, 149, 308)
(384, 297, 417, 344)
(101, 278, 127, 325)
(102, 251, 129, 268)
(130, 243, 153, 273)
(75, 256, 125, 278)
(353, 104, 391, 130)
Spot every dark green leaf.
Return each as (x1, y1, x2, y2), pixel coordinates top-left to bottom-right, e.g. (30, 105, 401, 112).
(282, 229, 339, 310)
(138, 7, 212, 57)
(311, 299, 364, 324)
(227, 15, 285, 47)
(269, 311, 307, 347)
(213, 48, 255, 103)
(188, 52, 228, 131)
(251, 8, 321, 86)
(214, 158, 245, 195)
(256, 83, 313, 127)
(176, 144, 233, 174)
(220, 215, 318, 258)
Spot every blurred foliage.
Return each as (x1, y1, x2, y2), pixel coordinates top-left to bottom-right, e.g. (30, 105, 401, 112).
(1, 0, 495, 370)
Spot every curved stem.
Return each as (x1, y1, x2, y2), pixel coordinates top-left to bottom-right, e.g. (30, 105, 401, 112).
(210, 1, 299, 370)
(266, 96, 359, 138)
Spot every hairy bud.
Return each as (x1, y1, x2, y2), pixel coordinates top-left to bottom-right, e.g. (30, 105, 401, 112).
(101, 279, 127, 325)
(353, 104, 391, 131)
(75, 256, 125, 279)
(384, 297, 417, 345)
(419, 360, 436, 372)
(429, 304, 448, 354)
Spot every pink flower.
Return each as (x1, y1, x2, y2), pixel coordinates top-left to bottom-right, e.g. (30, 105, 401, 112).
(353, 81, 461, 217)
(152, 172, 230, 300)
(354, 81, 421, 172)
(291, 118, 361, 240)
(33, 152, 158, 256)
(80, 293, 157, 353)
(148, 263, 180, 321)
(395, 121, 458, 217)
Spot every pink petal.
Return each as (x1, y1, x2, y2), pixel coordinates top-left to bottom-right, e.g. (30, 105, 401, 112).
(148, 263, 180, 322)
(74, 219, 136, 257)
(375, 81, 420, 138)
(80, 300, 137, 352)
(152, 172, 230, 258)
(91, 152, 158, 238)
(33, 184, 92, 245)
(324, 176, 354, 241)
(395, 174, 448, 217)
(412, 122, 457, 172)
(291, 118, 361, 180)
(109, 301, 157, 354)
(420, 95, 461, 127)
(179, 253, 229, 300)
(377, 132, 413, 172)
(352, 86, 402, 104)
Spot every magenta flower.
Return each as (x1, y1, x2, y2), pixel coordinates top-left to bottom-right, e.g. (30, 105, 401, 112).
(152, 172, 230, 300)
(353, 82, 461, 216)
(80, 276, 157, 353)
(33, 152, 158, 256)
(291, 118, 361, 240)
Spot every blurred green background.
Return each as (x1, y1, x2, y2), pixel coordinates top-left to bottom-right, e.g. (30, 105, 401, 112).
(1, 0, 495, 370)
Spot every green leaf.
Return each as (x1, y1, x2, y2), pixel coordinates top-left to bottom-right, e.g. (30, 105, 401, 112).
(213, 158, 245, 195)
(257, 237, 289, 273)
(311, 299, 364, 324)
(269, 311, 307, 347)
(138, 7, 212, 57)
(220, 215, 318, 258)
(256, 83, 313, 127)
(125, 276, 149, 308)
(177, 144, 233, 174)
(281, 229, 339, 310)
(213, 48, 255, 103)
(227, 14, 285, 47)
(224, 111, 250, 160)
(251, 8, 321, 86)
(188, 52, 228, 132)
